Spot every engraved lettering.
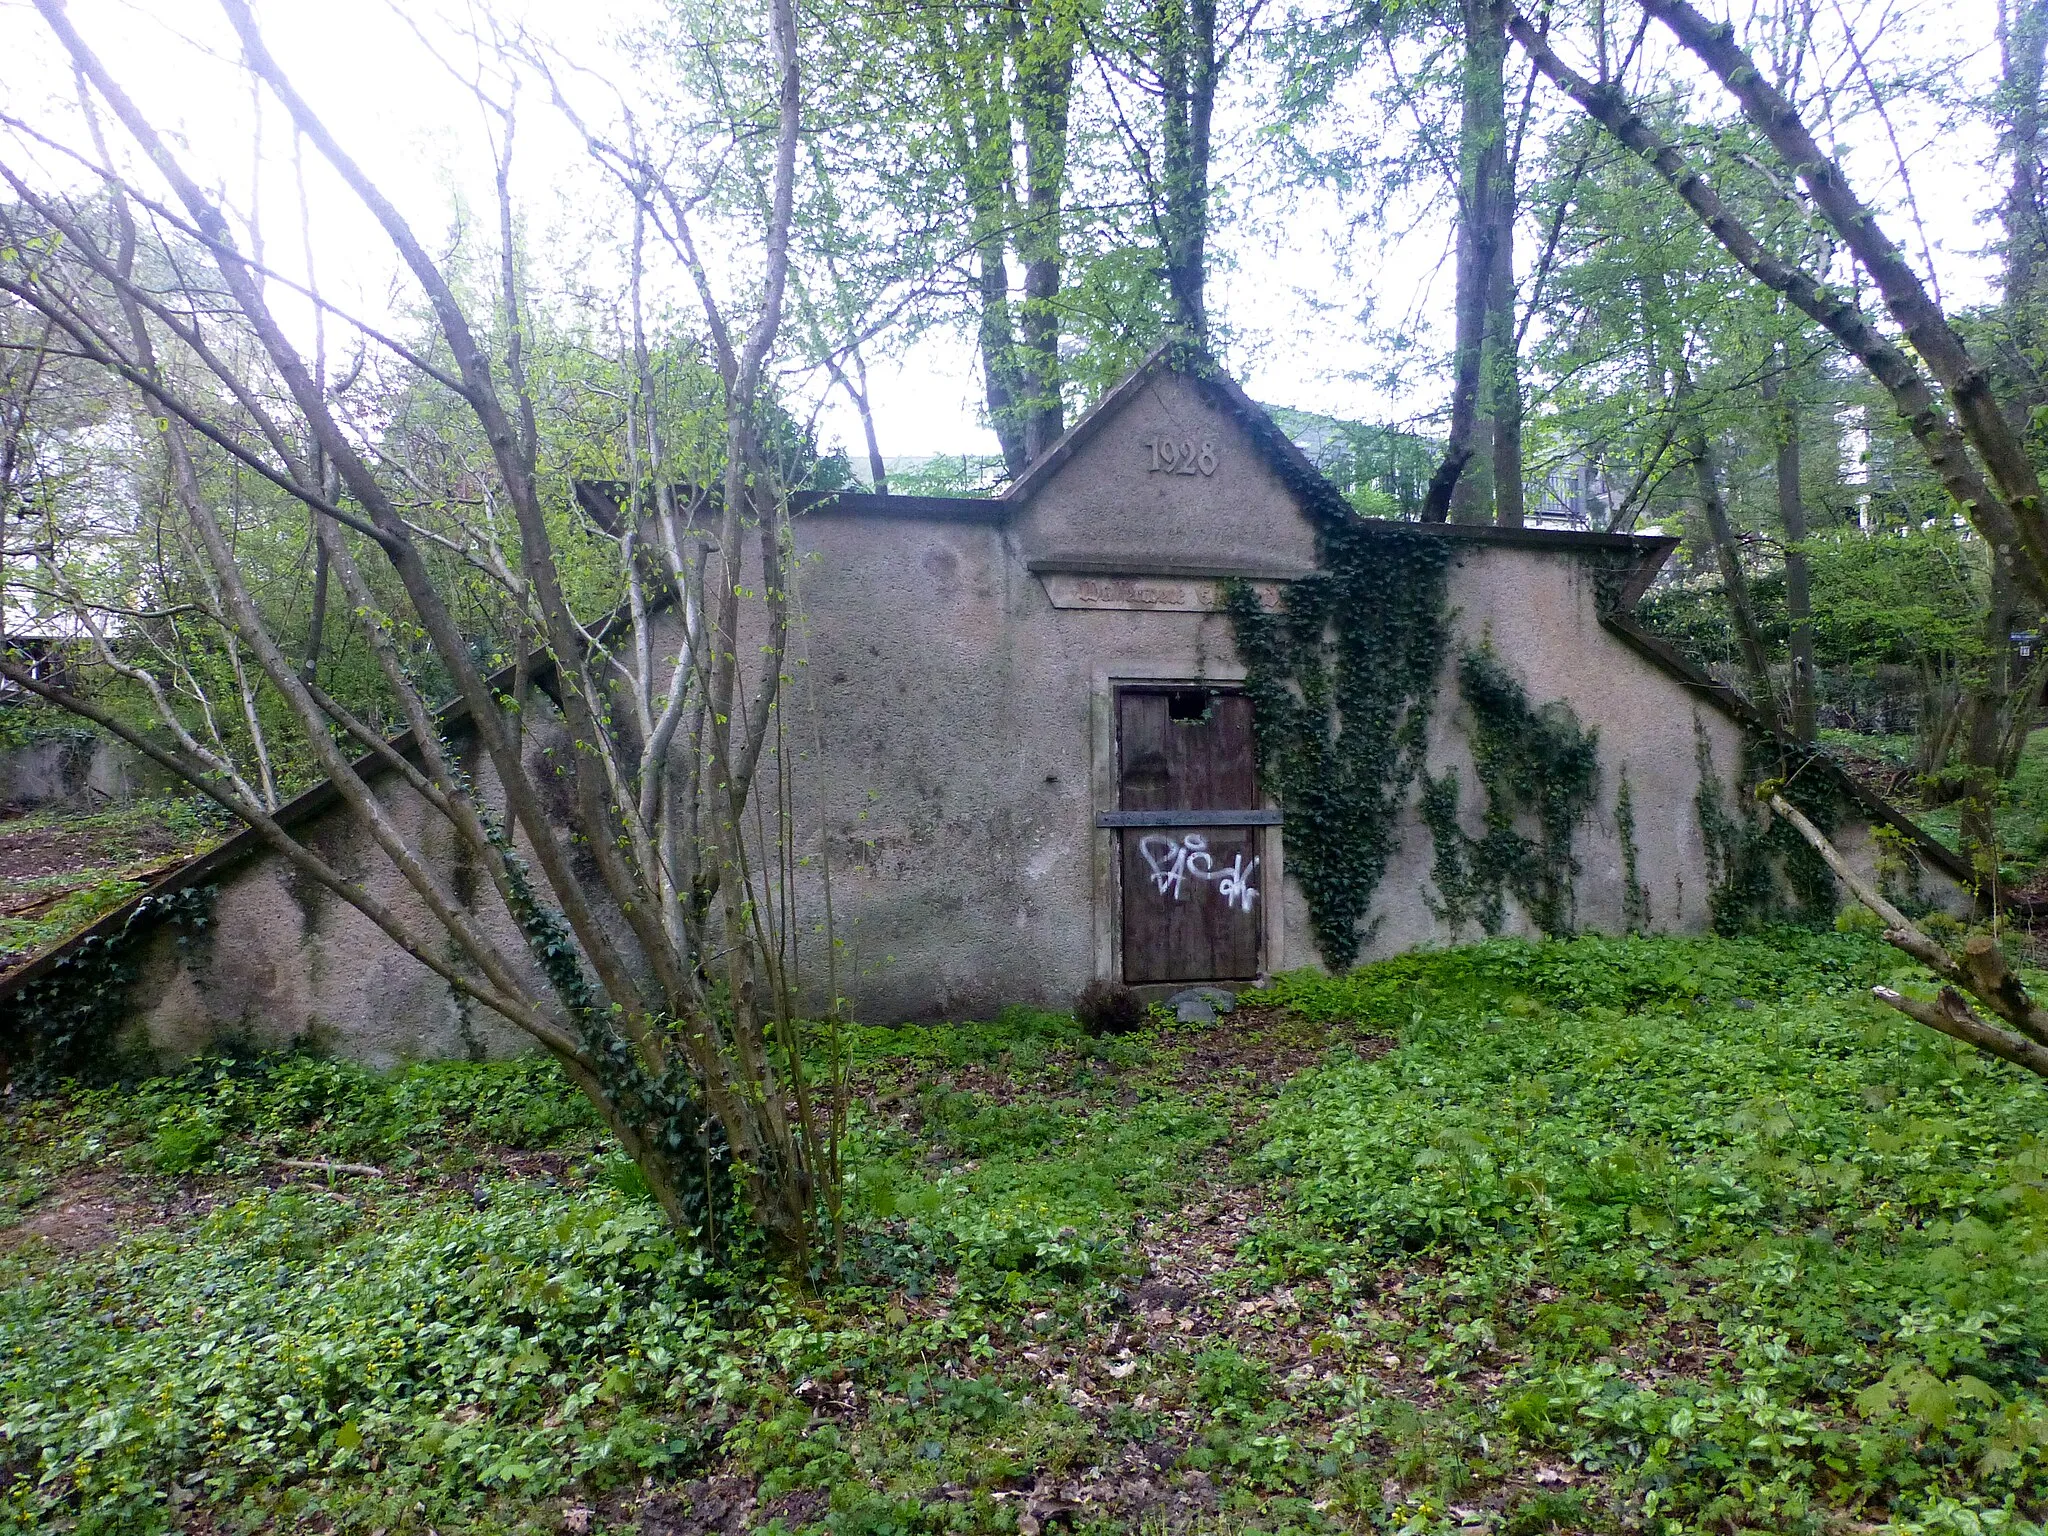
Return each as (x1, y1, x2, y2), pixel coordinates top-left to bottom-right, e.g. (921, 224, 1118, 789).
(1142, 434, 1220, 475)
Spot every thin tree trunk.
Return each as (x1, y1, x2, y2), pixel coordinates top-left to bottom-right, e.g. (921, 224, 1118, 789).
(975, 240, 1026, 477)
(302, 521, 327, 684)
(1490, 274, 1523, 524)
(1999, 641, 2048, 775)
(1685, 399, 1785, 738)
(1016, 0, 1075, 460)
(825, 351, 888, 493)
(1487, 216, 1524, 527)
(852, 350, 888, 494)
(1509, 10, 2048, 611)
(1771, 790, 2048, 1080)
(1959, 558, 2020, 892)
(930, 7, 1028, 477)
(1428, 0, 1510, 524)
(1639, 0, 2048, 597)
(1156, 0, 1217, 337)
(1918, 657, 1966, 781)
(1763, 369, 1815, 738)
(2003, 0, 2048, 418)
(1489, 38, 1526, 528)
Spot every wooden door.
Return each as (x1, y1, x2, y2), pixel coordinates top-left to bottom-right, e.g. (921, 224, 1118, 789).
(1116, 688, 1265, 983)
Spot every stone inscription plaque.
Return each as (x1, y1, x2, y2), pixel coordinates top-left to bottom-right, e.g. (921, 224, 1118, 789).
(1039, 574, 1286, 613)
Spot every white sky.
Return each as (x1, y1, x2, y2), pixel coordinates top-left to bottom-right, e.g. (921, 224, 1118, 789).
(0, 0, 2009, 465)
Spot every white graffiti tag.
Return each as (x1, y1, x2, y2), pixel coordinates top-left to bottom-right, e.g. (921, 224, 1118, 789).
(1137, 833, 1261, 913)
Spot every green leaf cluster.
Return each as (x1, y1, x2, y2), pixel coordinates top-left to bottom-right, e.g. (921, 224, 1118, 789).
(1421, 648, 1600, 937)
(1695, 724, 1847, 933)
(0, 884, 215, 1091)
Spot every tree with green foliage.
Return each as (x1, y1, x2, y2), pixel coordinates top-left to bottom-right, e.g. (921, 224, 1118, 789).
(0, 0, 849, 1265)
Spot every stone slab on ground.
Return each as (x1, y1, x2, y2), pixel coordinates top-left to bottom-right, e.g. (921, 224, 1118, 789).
(1166, 986, 1238, 1024)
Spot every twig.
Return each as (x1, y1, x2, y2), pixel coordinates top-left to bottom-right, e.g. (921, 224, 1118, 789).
(280, 1157, 387, 1179)
(1767, 792, 2048, 1074)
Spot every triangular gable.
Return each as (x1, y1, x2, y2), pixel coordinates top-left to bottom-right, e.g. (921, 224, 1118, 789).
(1001, 344, 1331, 577)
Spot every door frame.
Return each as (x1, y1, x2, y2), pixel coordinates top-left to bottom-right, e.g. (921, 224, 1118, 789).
(1089, 661, 1287, 987)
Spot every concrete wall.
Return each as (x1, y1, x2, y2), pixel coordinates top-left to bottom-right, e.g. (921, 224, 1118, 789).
(1011, 372, 1321, 577)
(99, 363, 1968, 1062)
(120, 732, 552, 1068)
(0, 734, 167, 811)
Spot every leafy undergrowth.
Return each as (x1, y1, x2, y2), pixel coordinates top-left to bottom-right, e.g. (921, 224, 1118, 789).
(3, 934, 2048, 1535)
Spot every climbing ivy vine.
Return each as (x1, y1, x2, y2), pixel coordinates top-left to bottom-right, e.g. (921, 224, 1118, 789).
(1224, 521, 1453, 970)
(1421, 650, 1602, 938)
(0, 884, 216, 1090)
(1693, 717, 1843, 933)
(488, 818, 733, 1246)
(1615, 771, 1652, 933)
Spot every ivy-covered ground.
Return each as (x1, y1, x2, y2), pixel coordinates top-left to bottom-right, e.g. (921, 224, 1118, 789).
(6, 933, 2048, 1535)
(0, 798, 220, 979)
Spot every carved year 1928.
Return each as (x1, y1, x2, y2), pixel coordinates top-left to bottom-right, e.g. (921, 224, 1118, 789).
(1144, 435, 1219, 476)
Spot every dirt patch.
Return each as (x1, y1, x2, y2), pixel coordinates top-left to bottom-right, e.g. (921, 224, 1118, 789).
(634, 1475, 759, 1536)
(0, 818, 188, 884)
(0, 1171, 228, 1257)
(1, 1175, 139, 1255)
(1158, 1004, 1387, 1096)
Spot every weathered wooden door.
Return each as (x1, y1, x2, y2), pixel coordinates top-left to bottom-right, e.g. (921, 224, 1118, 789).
(1113, 688, 1268, 984)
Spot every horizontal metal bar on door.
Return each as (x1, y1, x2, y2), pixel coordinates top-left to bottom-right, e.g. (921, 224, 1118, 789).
(1094, 810, 1284, 828)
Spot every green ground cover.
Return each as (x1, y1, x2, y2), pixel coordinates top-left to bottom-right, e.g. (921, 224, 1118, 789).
(4, 935, 2048, 1534)
(1819, 727, 2048, 889)
(0, 799, 222, 969)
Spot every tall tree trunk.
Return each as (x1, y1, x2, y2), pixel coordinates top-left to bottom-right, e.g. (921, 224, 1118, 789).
(835, 351, 889, 494)
(2003, 0, 2048, 369)
(1960, 557, 2021, 895)
(1486, 205, 1524, 527)
(1016, 0, 1076, 460)
(1156, 0, 1217, 338)
(930, 8, 1029, 476)
(1427, 0, 1510, 523)
(1636, 265, 1782, 734)
(1669, 347, 1784, 739)
(1689, 426, 1782, 738)
(973, 228, 1027, 478)
(1948, 0, 2048, 887)
(1780, 422, 1815, 738)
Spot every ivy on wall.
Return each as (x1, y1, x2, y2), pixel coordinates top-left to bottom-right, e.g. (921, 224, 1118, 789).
(1420, 649, 1601, 938)
(0, 884, 216, 1091)
(1692, 717, 1842, 933)
(1615, 771, 1653, 933)
(1223, 521, 1453, 970)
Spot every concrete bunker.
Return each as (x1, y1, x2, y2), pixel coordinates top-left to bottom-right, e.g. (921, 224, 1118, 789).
(0, 348, 1974, 1063)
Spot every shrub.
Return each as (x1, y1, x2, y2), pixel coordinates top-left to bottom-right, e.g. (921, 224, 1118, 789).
(146, 1110, 223, 1173)
(1074, 979, 1145, 1036)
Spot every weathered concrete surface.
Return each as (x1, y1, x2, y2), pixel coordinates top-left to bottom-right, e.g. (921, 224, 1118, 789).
(0, 735, 166, 811)
(1010, 371, 1321, 578)
(119, 734, 551, 1068)
(87, 356, 1967, 1063)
